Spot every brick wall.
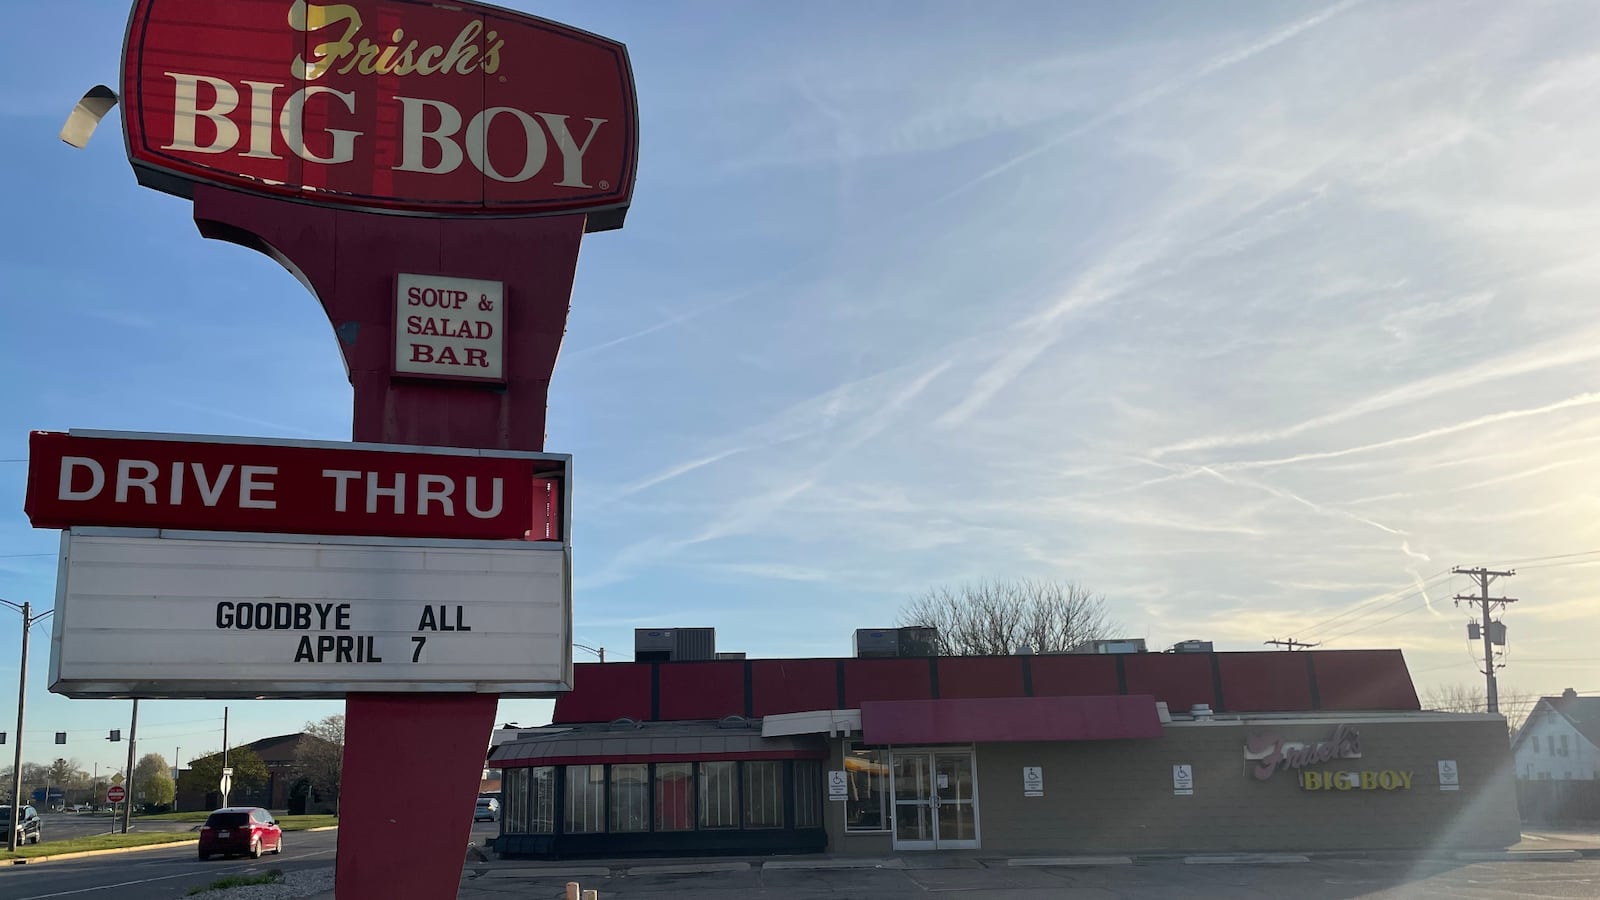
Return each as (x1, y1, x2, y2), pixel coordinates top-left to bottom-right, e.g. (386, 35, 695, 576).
(823, 715, 1519, 855)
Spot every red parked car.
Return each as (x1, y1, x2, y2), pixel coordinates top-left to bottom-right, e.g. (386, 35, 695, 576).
(198, 807, 283, 860)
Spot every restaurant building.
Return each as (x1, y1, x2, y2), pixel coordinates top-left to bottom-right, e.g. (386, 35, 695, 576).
(487, 629, 1519, 859)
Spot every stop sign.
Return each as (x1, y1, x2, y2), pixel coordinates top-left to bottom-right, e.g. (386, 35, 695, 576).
(106, 785, 126, 804)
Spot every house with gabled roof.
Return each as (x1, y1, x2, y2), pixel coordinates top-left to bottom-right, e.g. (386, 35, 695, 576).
(1512, 688, 1600, 781)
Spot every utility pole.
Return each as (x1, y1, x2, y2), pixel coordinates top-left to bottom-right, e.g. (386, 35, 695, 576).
(1453, 567, 1517, 715)
(122, 699, 139, 834)
(4, 599, 52, 853)
(173, 746, 180, 812)
(1264, 638, 1319, 650)
(221, 706, 230, 807)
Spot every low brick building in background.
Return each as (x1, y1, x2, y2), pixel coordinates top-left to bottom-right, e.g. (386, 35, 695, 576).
(176, 732, 337, 813)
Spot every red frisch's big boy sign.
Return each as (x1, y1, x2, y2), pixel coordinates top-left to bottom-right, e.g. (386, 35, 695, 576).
(122, 0, 638, 229)
(25, 430, 566, 541)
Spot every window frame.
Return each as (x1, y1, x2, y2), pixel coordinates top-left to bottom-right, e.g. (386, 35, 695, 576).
(843, 742, 890, 834)
(697, 761, 741, 830)
(608, 763, 651, 833)
(792, 760, 823, 830)
(741, 760, 785, 830)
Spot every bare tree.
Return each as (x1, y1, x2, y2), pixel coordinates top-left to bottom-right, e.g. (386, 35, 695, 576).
(295, 715, 344, 814)
(1419, 683, 1535, 735)
(898, 578, 1117, 656)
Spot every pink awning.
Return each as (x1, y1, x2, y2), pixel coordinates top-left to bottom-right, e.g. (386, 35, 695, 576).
(860, 695, 1162, 744)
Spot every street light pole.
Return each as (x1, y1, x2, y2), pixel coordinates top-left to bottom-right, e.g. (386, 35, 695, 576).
(4, 599, 52, 853)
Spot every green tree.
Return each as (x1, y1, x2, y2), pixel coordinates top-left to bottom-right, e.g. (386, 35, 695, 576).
(134, 753, 175, 807)
(184, 748, 268, 800)
(294, 715, 345, 813)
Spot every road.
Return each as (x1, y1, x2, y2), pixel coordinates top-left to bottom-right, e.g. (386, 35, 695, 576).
(0, 828, 337, 900)
(30, 813, 198, 846)
(2, 822, 499, 899)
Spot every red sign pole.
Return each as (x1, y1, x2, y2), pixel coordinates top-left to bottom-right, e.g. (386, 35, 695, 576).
(193, 185, 584, 898)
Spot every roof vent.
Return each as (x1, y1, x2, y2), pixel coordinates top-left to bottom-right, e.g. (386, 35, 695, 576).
(608, 717, 641, 731)
(1189, 704, 1214, 720)
(717, 715, 752, 730)
(1563, 687, 1579, 699)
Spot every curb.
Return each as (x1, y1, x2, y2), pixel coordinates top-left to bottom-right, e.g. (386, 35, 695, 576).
(765, 857, 902, 870)
(625, 861, 751, 876)
(1008, 856, 1133, 867)
(1455, 850, 1582, 862)
(1185, 854, 1310, 865)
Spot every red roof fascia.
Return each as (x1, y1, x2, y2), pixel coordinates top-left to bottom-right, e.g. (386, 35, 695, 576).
(861, 694, 1162, 744)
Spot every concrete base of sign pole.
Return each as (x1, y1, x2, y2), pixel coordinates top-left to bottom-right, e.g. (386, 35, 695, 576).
(337, 694, 497, 899)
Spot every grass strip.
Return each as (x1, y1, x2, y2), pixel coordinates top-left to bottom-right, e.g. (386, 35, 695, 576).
(188, 869, 284, 895)
(278, 815, 339, 831)
(0, 831, 196, 861)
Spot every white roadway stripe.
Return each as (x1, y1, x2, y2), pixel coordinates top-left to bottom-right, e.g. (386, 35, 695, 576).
(13, 850, 333, 900)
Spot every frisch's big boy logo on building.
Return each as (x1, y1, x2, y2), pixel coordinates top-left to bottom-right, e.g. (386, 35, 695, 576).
(1244, 724, 1362, 780)
(122, 0, 638, 229)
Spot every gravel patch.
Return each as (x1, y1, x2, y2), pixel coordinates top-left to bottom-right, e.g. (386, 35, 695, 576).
(187, 867, 333, 899)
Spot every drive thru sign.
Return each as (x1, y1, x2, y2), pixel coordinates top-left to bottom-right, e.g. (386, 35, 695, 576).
(42, 0, 640, 897)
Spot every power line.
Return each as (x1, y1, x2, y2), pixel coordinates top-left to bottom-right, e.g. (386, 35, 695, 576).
(1304, 574, 1459, 645)
(1294, 569, 1456, 643)
(1317, 600, 1435, 646)
(1485, 549, 1600, 567)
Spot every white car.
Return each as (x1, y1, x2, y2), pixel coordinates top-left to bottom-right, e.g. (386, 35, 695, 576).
(473, 797, 499, 822)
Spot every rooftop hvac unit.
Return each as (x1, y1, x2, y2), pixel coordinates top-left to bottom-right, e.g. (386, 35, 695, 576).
(675, 627, 717, 661)
(715, 651, 746, 660)
(854, 628, 900, 658)
(898, 626, 938, 658)
(633, 627, 717, 661)
(1171, 640, 1213, 653)
(634, 628, 676, 662)
(1087, 638, 1147, 655)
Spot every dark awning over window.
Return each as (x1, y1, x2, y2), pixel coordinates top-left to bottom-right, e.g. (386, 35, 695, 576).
(861, 695, 1162, 744)
(490, 722, 828, 768)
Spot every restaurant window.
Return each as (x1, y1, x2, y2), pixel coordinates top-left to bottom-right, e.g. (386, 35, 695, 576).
(792, 760, 823, 829)
(698, 761, 739, 829)
(529, 767, 556, 834)
(1533, 736, 1541, 753)
(503, 768, 528, 833)
(844, 744, 888, 832)
(1560, 735, 1570, 755)
(609, 764, 649, 833)
(654, 763, 694, 832)
(742, 761, 784, 829)
(564, 765, 606, 834)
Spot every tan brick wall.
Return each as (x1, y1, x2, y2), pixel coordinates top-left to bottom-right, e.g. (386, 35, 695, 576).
(824, 716, 1520, 854)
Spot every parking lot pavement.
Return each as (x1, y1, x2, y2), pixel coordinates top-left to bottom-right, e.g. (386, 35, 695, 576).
(453, 856, 1600, 899)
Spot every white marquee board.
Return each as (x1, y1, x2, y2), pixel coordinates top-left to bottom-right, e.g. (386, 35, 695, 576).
(48, 528, 571, 698)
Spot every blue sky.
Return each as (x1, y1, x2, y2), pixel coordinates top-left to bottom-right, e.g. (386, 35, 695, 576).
(6, 0, 1600, 776)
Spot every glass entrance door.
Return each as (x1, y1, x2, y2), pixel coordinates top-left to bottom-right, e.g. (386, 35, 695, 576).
(890, 749, 979, 850)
